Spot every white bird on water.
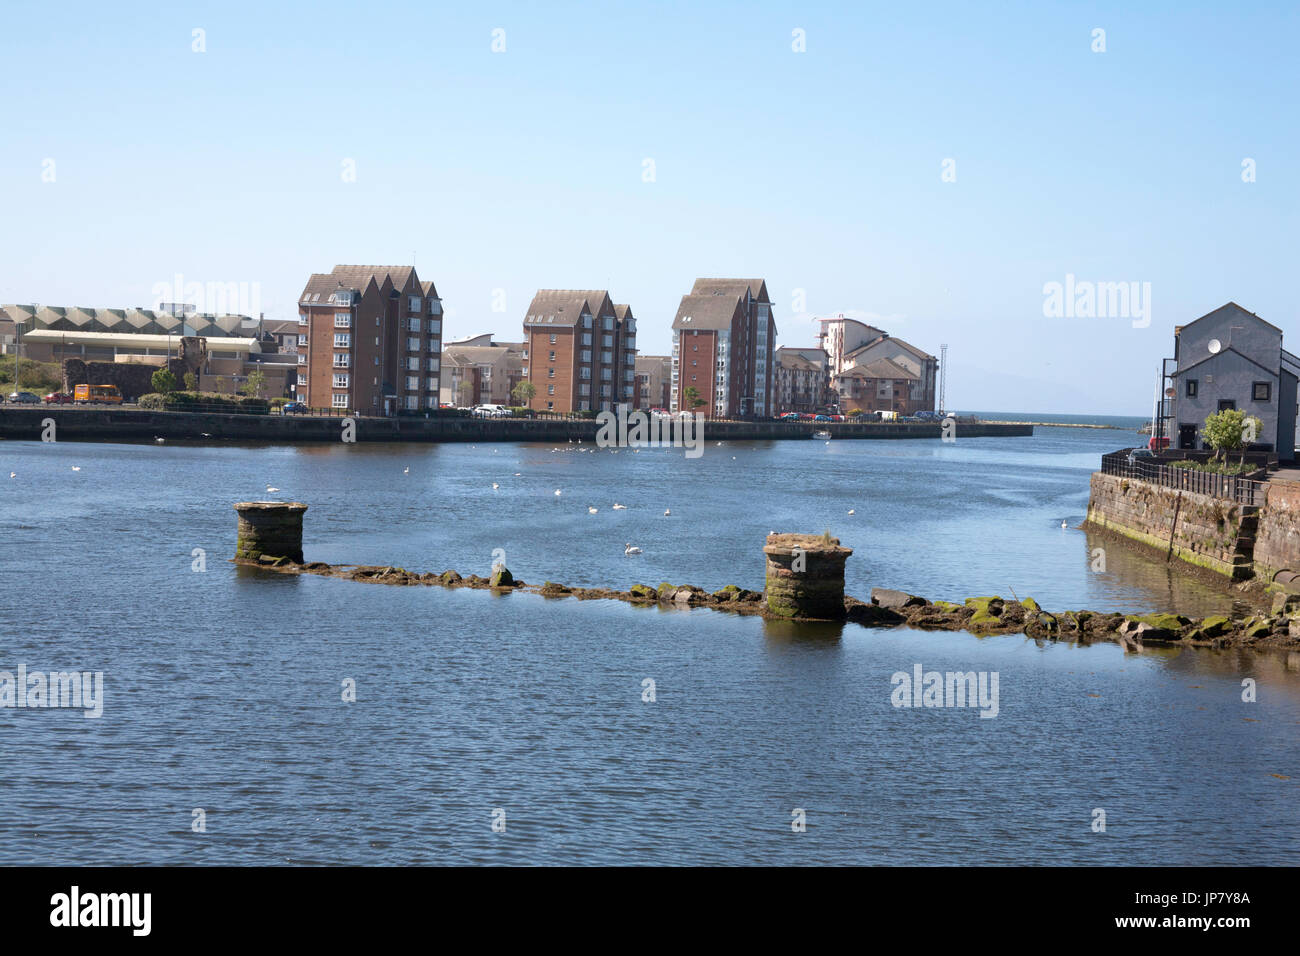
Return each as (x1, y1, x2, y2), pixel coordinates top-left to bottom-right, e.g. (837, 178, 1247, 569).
(404, 466, 409, 474)
(8, 472, 15, 479)
(663, 508, 671, 516)
(588, 506, 598, 514)
(624, 542, 643, 555)
(612, 503, 626, 510)
(848, 509, 855, 515)
(1061, 520, 1068, 529)
(267, 485, 280, 493)
(71, 466, 81, 472)
(554, 489, 562, 496)
(154, 437, 165, 444)
(492, 482, 499, 490)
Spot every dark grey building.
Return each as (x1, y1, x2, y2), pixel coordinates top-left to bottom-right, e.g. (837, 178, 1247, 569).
(1157, 302, 1299, 460)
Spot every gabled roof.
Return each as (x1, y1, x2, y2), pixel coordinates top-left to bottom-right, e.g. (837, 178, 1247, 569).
(836, 357, 918, 381)
(690, 278, 770, 303)
(420, 279, 439, 299)
(673, 292, 744, 331)
(3, 304, 250, 337)
(1179, 301, 1282, 336)
(1172, 345, 1279, 379)
(524, 290, 614, 327)
(846, 334, 936, 362)
(614, 304, 633, 323)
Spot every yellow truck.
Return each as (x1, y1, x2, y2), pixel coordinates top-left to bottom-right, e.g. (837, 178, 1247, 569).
(73, 384, 124, 405)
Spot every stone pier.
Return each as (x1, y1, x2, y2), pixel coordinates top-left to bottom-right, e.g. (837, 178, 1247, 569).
(233, 501, 307, 564)
(763, 532, 854, 620)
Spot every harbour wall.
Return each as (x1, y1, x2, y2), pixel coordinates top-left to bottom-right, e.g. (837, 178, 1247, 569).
(1086, 471, 1300, 584)
(0, 407, 1033, 444)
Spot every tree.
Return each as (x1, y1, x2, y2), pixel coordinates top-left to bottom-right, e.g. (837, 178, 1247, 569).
(183, 372, 198, 391)
(457, 379, 475, 407)
(684, 386, 705, 409)
(239, 368, 266, 398)
(512, 380, 537, 409)
(151, 368, 177, 394)
(1201, 408, 1263, 465)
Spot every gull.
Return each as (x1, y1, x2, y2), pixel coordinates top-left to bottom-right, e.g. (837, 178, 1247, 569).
(267, 485, 280, 493)
(492, 483, 499, 490)
(71, 466, 81, 472)
(155, 437, 165, 443)
(624, 543, 643, 555)
(404, 466, 410, 474)
(848, 509, 855, 515)
(554, 489, 562, 496)
(612, 503, 626, 510)
(8, 472, 14, 479)
(663, 509, 671, 516)
(514, 473, 521, 476)
(1061, 520, 1068, 529)
(588, 506, 598, 514)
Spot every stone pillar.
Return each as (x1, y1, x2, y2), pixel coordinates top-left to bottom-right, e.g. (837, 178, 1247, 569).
(763, 533, 853, 620)
(234, 501, 307, 564)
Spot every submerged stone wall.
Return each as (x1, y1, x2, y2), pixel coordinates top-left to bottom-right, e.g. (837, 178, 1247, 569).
(763, 533, 853, 620)
(233, 501, 307, 564)
(1085, 472, 1249, 578)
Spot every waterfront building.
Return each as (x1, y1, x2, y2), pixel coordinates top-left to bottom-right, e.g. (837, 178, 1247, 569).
(670, 278, 776, 418)
(1155, 302, 1300, 460)
(439, 335, 526, 407)
(816, 314, 938, 415)
(522, 291, 637, 412)
(833, 358, 919, 414)
(634, 355, 672, 410)
(296, 266, 443, 415)
(773, 346, 830, 413)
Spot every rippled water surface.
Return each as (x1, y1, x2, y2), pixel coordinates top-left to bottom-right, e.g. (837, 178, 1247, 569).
(2, 424, 1297, 864)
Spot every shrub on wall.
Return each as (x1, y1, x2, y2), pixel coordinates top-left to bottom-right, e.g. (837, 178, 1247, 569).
(137, 391, 269, 414)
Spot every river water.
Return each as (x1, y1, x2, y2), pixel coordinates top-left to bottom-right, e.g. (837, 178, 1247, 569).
(2, 420, 1297, 864)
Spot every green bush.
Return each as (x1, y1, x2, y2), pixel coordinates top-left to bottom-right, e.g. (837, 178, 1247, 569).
(0, 358, 62, 394)
(151, 368, 177, 393)
(1169, 459, 1257, 476)
(137, 391, 269, 415)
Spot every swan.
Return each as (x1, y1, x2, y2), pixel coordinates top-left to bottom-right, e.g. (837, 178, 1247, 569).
(404, 466, 409, 474)
(71, 466, 81, 472)
(588, 506, 598, 514)
(266, 485, 280, 493)
(624, 543, 643, 555)
(1061, 520, 1068, 529)
(492, 483, 499, 490)
(848, 509, 855, 515)
(612, 503, 626, 510)
(663, 509, 671, 516)
(554, 489, 562, 496)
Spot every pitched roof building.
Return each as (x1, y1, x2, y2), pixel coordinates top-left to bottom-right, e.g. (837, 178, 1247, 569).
(296, 265, 443, 415)
(522, 290, 636, 412)
(671, 278, 776, 417)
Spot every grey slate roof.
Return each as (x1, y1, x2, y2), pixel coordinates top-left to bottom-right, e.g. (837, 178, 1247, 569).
(672, 293, 743, 331)
(690, 278, 770, 303)
(524, 290, 614, 326)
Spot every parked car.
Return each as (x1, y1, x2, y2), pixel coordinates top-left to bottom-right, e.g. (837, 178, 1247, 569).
(8, 391, 41, 404)
(281, 401, 307, 415)
(813, 414, 831, 422)
(43, 392, 73, 404)
(1127, 447, 1157, 464)
(472, 404, 510, 418)
(778, 411, 800, 421)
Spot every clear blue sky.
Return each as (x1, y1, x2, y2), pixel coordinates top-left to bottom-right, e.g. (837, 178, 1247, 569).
(2, 1, 1296, 414)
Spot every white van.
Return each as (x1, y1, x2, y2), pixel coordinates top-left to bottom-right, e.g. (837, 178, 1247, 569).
(473, 404, 510, 418)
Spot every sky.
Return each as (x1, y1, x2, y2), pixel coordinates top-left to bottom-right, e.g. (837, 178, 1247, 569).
(2, 1, 1297, 415)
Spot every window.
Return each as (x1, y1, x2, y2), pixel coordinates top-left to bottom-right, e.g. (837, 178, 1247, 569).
(1253, 382, 1271, 402)
(333, 353, 350, 368)
(406, 376, 419, 391)
(427, 300, 442, 316)
(426, 357, 439, 371)
(427, 378, 437, 391)
(409, 296, 421, 313)
(298, 334, 308, 346)
(1186, 379, 1198, 398)
(333, 374, 349, 389)
(549, 334, 557, 344)
(408, 357, 420, 371)
(548, 385, 556, 395)
(548, 368, 555, 378)
(602, 334, 613, 348)
(578, 384, 589, 396)
(334, 333, 351, 348)
(296, 373, 307, 386)
(547, 401, 553, 410)
(549, 351, 556, 361)
(297, 354, 306, 365)
(582, 333, 592, 346)
(334, 313, 351, 328)
(408, 318, 421, 332)
(331, 394, 349, 409)
(427, 319, 441, 334)
(1218, 399, 1236, 412)
(601, 351, 612, 364)
(583, 315, 593, 329)
(298, 313, 308, 325)
(603, 317, 613, 331)
(581, 350, 592, 363)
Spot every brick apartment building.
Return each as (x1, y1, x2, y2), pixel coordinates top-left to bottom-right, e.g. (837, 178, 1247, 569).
(817, 314, 937, 415)
(522, 290, 636, 412)
(670, 278, 776, 418)
(297, 265, 443, 414)
(773, 346, 830, 413)
(439, 334, 525, 407)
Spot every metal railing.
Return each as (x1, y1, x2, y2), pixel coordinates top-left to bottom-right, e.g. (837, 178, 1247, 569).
(1100, 449, 1267, 506)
